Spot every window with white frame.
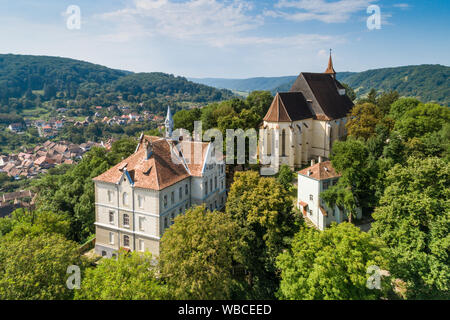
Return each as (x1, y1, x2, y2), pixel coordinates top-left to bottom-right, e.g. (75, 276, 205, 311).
(164, 195, 168, 208)
(309, 194, 313, 201)
(123, 214, 130, 227)
(138, 195, 143, 209)
(109, 211, 114, 224)
(185, 184, 188, 195)
(139, 239, 144, 252)
(109, 232, 114, 245)
(171, 191, 175, 204)
(107, 190, 112, 203)
(164, 217, 169, 228)
(179, 187, 182, 200)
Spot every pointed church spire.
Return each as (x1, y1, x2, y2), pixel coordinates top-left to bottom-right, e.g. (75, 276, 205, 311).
(165, 106, 174, 138)
(324, 49, 336, 79)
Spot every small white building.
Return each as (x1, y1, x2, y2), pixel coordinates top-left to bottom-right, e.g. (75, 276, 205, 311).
(297, 159, 361, 230)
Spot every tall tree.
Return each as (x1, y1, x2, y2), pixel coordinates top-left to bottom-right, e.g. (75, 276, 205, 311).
(277, 223, 390, 300)
(370, 157, 449, 299)
(160, 206, 245, 300)
(226, 171, 299, 299)
(325, 138, 379, 216)
(75, 251, 167, 300)
(0, 233, 81, 300)
(345, 103, 383, 140)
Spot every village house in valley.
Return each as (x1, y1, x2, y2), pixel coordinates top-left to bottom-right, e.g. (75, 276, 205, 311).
(260, 53, 354, 172)
(93, 108, 227, 258)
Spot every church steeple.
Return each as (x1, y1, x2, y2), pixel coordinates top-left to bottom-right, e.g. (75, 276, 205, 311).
(165, 106, 174, 138)
(324, 49, 336, 79)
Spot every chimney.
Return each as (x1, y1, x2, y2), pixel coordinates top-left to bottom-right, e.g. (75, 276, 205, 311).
(311, 159, 315, 166)
(318, 156, 322, 163)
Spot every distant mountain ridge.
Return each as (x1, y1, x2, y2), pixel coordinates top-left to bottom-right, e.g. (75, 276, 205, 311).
(188, 76, 298, 92)
(191, 65, 449, 105)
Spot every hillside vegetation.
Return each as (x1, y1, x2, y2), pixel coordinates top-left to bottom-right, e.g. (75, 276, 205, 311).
(0, 54, 233, 119)
(192, 65, 449, 105)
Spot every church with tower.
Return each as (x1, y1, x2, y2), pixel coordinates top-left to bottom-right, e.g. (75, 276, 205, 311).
(260, 52, 354, 172)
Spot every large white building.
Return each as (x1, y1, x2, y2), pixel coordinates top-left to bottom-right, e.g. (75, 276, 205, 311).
(93, 108, 227, 258)
(260, 53, 354, 173)
(297, 159, 362, 230)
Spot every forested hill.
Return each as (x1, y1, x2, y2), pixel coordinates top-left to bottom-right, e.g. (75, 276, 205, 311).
(0, 54, 233, 116)
(192, 65, 450, 105)
(188, 76, 297, 92)
(338, 65, 449, 105)
(0, 54, 127, 100)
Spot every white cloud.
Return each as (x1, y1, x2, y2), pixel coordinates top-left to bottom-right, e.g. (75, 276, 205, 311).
(210, 33, 338, 48)
(97, 0, 263, 44)
(393, 3, 410, 10)
(267, 0, 377, 23)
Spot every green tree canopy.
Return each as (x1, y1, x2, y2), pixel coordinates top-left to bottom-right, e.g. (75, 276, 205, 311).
(389, 97, 421, 120)
(225, 171, 298, 298)
(327, 138, 379, 214)
(345, 103, 383, 140)
(277, 223, 390, 300)
(159, 206, 245, 300)
(75, 251, 167, 300)
(0, 209, 70, 239)
(370, 157, 450, 299)
(277, 164, 295, 191)
(0, 233, 81, 300)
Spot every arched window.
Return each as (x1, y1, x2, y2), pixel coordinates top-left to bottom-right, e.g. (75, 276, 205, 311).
(281, 129, 286, 157)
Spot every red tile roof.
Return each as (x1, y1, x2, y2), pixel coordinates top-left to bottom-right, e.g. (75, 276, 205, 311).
(298, 161, 341, 180)
(93, 136, 209, 190)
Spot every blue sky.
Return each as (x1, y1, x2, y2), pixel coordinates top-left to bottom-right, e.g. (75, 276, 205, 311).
(0, 0, 448, 78)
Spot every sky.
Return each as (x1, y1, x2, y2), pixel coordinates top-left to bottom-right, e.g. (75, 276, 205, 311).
(0, 0, 448, 78)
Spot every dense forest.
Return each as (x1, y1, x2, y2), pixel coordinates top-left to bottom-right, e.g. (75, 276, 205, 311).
(0, 54, 234, 120)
